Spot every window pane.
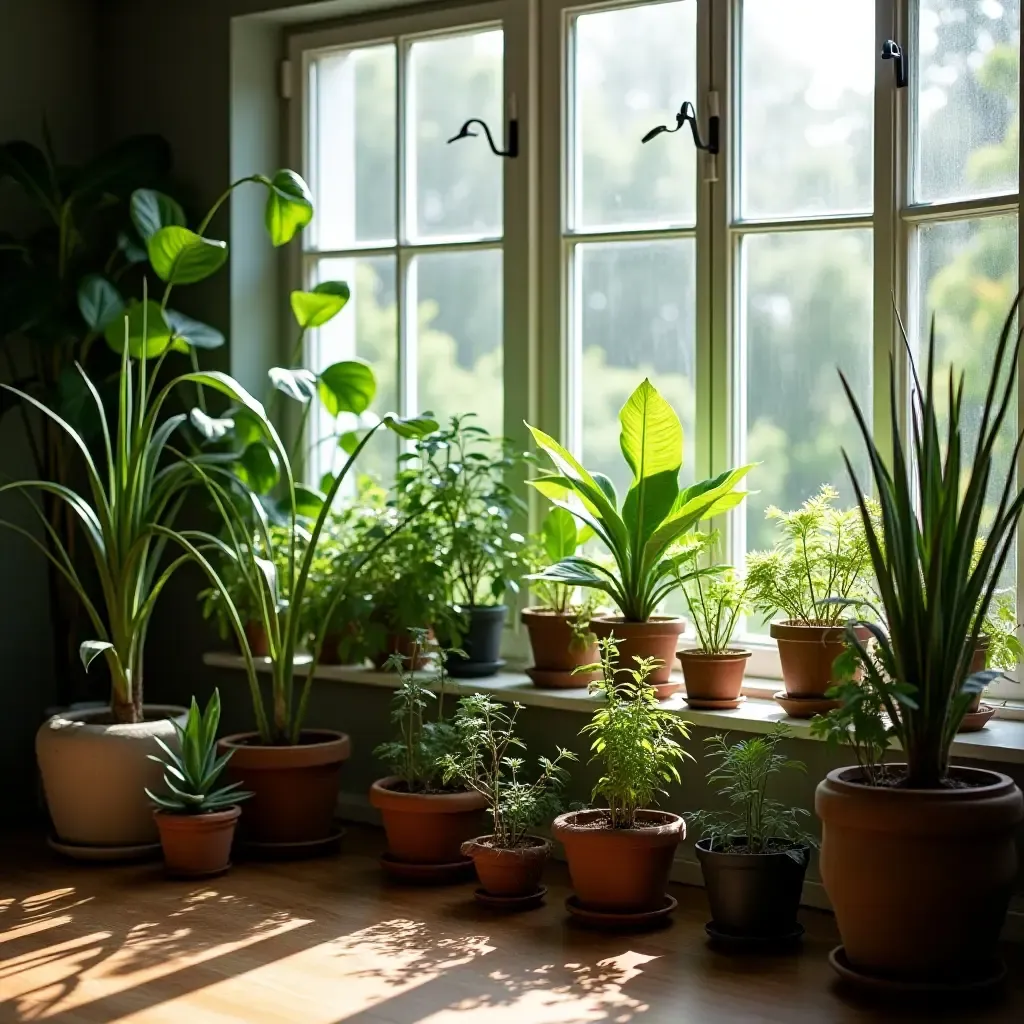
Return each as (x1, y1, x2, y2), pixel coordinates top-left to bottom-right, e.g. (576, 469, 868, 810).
(915, 0, 1020, 202)
(740, 1, 874, 219)
(408, 30, 503, 241)
(313, 256, 397, 485)
(576, 240, 696, 499)
(917, 214, 1018, 588)
(413, 249, 503, 437)
(310, 45, 396, 250)
(572, 1, 697, 231)
(742, 230, 873, 560)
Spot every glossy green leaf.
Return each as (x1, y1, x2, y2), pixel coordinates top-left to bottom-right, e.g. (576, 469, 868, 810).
(166, 309, 224, 349)
(382, 413, 439, 439)
(317, 360, 376, 417)
(77, 275, 124, 331)
(131, 188, 186, 241)
(80, 640, 113, 672)
(104, 301, 173, 357)
(289, 280, 350, 329)
(237, 441, 279, 494)
(542, 506, 580, 564)
(263, 169, 313, 246)
(338, 432, 359, 455)
(147, 226, 228, 285)
(269, 367, 318, 404)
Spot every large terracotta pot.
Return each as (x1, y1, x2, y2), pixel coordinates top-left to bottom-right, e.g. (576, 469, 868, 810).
(462, 835, 551, 896)
(816, 765, 1023, 981)
(155, 806, 241, 878)
(522, 608, 599, 688)
(369, 777, 487, 863)
(678, 649, 751, 704)
(36, 704, 188, 850)
(553, 808, 684, 912)
(770, 621, 870, 698)
(219, 731, 350, 847)
(590, 617, 686, 699)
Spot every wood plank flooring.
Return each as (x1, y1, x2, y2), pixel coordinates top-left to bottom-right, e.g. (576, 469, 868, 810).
(1, 825, 1021, 1023)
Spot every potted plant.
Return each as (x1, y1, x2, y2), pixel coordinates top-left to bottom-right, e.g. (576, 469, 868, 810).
(691, 725, 815, 944)
(521, 506, 601, 688)
(410, 414, 528, 678)
(147, 690, 252, 878)
(813, 303, 1024, 990)
(745, 486, 875, 716)
(552, 636, 690, 926)
(369, 633, 487, 881)
(527, 379, 752, 699)
(438, 693, 576, 906)
(676, 535, 752, 709)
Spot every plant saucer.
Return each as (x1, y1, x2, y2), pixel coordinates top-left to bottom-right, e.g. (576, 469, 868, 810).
(704, 921, 804, 951)
(565, 893, 677, 931)
(652, 682, 683, 701)
(958, 703, 996, 732)
(380, 853, 476, 885)
(773, 691, 841, 718)
(474, 885, 547, 911)
(447, 659, 506, 680)
(828, 946, 1007, 996)
(46, 835, 162, 863)
(684, 695, 746, 710)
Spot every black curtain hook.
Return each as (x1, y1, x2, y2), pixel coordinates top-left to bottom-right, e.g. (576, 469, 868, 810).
(641, 100, 719, 155)
(882, 39, 909, 89)
(447, 117, 518, 158)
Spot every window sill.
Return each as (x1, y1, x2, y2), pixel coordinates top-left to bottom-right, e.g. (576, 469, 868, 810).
(202, 651, 1024, 765)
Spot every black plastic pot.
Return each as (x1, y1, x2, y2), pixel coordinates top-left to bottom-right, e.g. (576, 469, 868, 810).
(443, 605, 507, 678)
(695, 837, 810, 937)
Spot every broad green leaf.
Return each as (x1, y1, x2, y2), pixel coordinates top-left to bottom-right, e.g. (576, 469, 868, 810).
(117, 229, 148, 264)
(238, 441, 279, 494)
(290, 281, 350, 329)
(264, 169, 313, 246)
(529, 556, 620, 600)
(77, 275, 124, 331)
(189, 408, 234, 442)
(542, 506, 579, 563)
(148, 226, 228, 284)
(318, 360, 376, 417)
(131, 189, 186, 241)
(80, 640, 114, 672)
(382, 413, 438, 439)
(166, 309, 224, 349)
(269, 367, 318, 404)
(104, 301, 173, 357)
(281, 485, 326, 518)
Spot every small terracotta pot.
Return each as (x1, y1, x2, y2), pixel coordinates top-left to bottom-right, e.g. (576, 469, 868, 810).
(462, 835, 551, 896)
(522, 609, 600, 687)
(770, 621, 871, 699)
(155, 806, 241, 878)
(679, 649, 751, 703)
(371, 630, 433, 671)
(369, 777, 488, 863)
(816, 764, 1023, 982)
(219, 731, 350, 847)
(553, 808, 685, 913)
(966, 639, 989, 715)
(590, 617, 686, 699)
(244, 622, 269, 658)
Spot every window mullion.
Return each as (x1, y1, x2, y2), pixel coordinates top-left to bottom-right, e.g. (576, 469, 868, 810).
(396, 40, 413, 419)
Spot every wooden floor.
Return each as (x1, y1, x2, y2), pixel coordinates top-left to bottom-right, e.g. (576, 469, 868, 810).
(1, 826, 1021, 1023)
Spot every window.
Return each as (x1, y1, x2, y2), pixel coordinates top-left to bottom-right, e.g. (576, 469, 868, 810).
(292, 0, 1023, 695)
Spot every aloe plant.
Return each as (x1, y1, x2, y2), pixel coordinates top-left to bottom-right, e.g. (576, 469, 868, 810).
(146, 690, 252, 814)
(526, 379, 753, 621)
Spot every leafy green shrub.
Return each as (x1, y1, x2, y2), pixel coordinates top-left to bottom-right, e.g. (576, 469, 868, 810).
(675, 533, 750, 654)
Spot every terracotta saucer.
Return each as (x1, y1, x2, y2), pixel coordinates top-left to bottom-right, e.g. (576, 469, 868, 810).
(474, 886, 547, 911)
(958, 703, 996, 732)
(705, 921, 804, 951)
(565, 893, 677, 931)
(684, 695, 746, 711)
(653, 682, 683, 701)
(47, 835, 162, 863)
(526, 668, 595, 690)
(773, 691, 841, 718)
(380, 853, 476, 885)
(828, 946, 1007, 995)
(241, 827, 345, 861)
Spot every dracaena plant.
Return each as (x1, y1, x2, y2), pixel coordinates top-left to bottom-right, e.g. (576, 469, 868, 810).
(833, 297, 1024, 788)
(526, 379, 753, 622)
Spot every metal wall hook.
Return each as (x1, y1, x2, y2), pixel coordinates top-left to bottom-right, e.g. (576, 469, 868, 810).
(882, 39, 909, 89)
(641, 100, 719, 154)
(447, 116, 519, 159)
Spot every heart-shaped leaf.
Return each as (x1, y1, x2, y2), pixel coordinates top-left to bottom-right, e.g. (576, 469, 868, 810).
(290, 280, 350, 329)
(190, 408, 234, 442)
(317, 359, 376, 417)
(238, 441, 279, 494)
(338, 431, 359, 455)
(269, 366, 318, 404)
(383, 413, 439, 439)
(131, 188, 186, 241)
(166, 309, 224, 349)
(263, 169, 313, 246)
(104, 300, 173, 357)
(148, 226, 228, 284)
(77, 275, 124, 331)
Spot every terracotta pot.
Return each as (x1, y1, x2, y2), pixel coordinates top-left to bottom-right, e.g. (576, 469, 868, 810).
(371, 630, 433, 671)
(462, 835, 551, 896)
(521, 608, 600, 687)
(36, 704, 188, 850)
(244, 622, 269, 658)
(967, 639, 989, 714)
(590, 617, 686, 699)
(219, 731, 350, 846)
(770, 621, 871, 699)
(553, 808, 685, 912)
(816, 765, 1023, 982)
(369, 777, 488, 863)
(679, 649, 751, 703)
(155, 806, 241, 878)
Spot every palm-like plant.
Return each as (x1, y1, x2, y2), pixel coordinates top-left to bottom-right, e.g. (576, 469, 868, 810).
(837, 297, 1024, 788)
